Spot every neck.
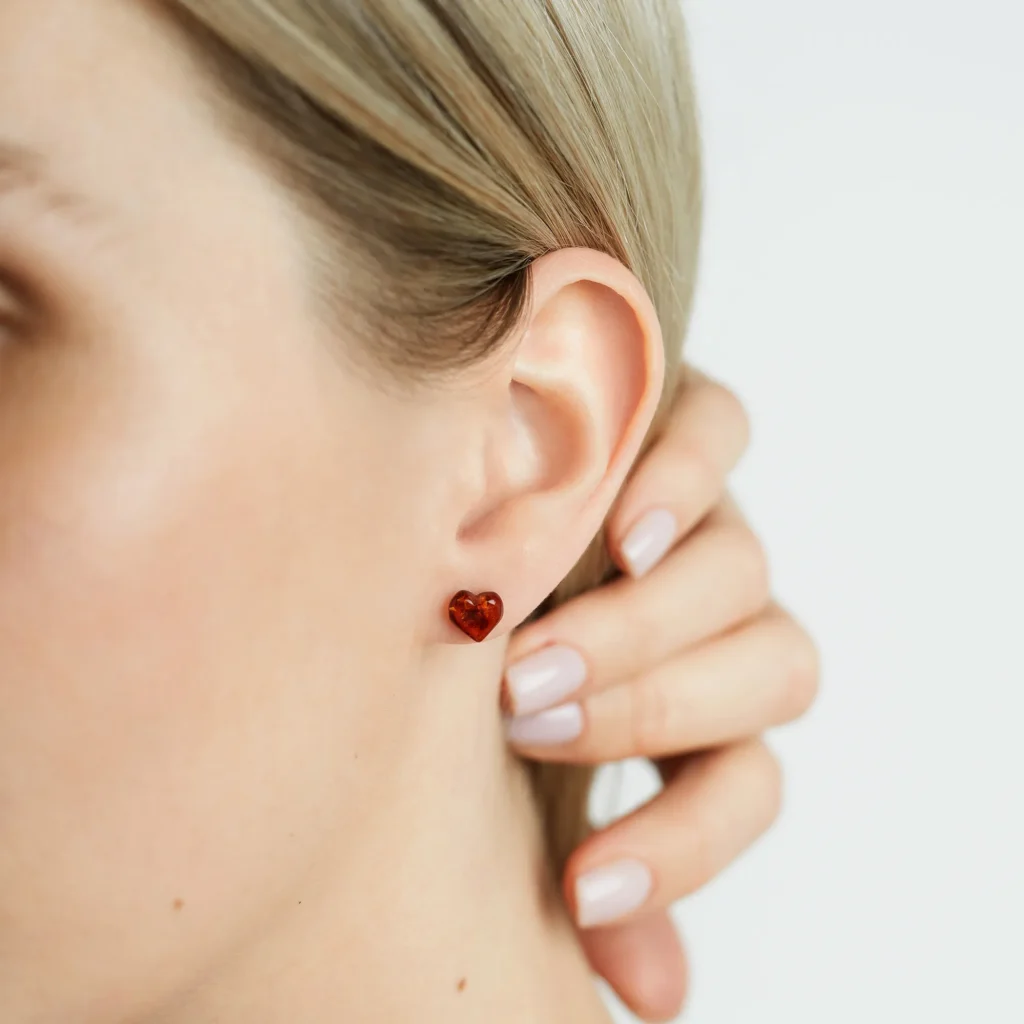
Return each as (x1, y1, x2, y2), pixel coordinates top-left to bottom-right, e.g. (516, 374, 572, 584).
(153, 637, 611, 1024)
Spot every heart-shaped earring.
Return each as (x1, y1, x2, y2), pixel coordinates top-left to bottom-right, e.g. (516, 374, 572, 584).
(448, 590, 504, 642)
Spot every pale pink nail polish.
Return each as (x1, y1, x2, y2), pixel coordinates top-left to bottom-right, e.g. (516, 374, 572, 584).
(504, 645, 587, 716)
(505, 703, 583, 746)
(575, 859, 653, 927)
(621, 508, 677, 578)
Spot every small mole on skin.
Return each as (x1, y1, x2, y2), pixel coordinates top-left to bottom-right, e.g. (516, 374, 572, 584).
(457, 978, 467, 993)
(172, 898, 184, 911)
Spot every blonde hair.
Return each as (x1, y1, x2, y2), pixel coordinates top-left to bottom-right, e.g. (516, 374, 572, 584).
(165, 0, 701, 875)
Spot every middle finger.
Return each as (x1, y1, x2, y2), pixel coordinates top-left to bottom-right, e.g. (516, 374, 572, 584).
(506, 604, 818, 760)
(503, 499, 771, 717)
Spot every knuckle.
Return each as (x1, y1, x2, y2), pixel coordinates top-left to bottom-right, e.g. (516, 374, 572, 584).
(704, 381, 752, 451)
(681, 742, 784, 894)
(680, 449, 718, 504)
(725, 526, 772, 608)
(745, 741, 784, 831)
(777, 620, 821, 719)
(685, 820, 719, 890)
(628, 678, 674, 756)
(621, 599, 660, 665)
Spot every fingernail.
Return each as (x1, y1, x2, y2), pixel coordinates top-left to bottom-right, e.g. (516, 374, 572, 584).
(575, 859, 653, 928)
(620, 508, 677, 578)
(504, 645, 588, 716)
(505, 703, 583, 746)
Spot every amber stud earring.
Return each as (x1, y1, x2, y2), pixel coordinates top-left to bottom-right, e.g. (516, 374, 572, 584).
(448, 590, 504, 642)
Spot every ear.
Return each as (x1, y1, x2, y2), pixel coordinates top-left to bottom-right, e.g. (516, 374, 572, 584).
(437, 246, 665, 643)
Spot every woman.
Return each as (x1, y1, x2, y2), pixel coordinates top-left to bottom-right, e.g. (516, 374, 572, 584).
(0, 1, 818, 1021)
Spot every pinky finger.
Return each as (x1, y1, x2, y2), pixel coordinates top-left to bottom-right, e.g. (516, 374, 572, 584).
(564, 739, 782, 928)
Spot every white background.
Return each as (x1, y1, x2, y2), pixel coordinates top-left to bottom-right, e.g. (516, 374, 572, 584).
(603, 0, 1024, 1021)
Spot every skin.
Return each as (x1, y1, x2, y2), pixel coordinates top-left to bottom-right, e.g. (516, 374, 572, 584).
(511, 371, 819, 1021)
(0, 1, 819, 1021)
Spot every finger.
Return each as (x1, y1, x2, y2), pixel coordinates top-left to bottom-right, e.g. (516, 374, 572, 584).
(563, 739, 783, 928)
(502, 501, 770, 717)
(506, 603, 817, 760)
(579, 911, 689, 1022)
(609, 370, 750, 578)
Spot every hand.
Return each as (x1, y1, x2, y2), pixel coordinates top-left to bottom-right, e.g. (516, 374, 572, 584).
(502, 369, 819, 1022)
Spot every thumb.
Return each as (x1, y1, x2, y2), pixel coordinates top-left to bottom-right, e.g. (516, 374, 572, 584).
(578, 911, 688, 1022)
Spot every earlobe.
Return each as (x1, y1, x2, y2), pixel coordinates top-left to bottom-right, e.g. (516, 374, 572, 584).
(441, 247, 664, 640)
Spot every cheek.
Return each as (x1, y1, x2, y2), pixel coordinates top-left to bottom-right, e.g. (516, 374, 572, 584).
(0, 337, 425, 1010)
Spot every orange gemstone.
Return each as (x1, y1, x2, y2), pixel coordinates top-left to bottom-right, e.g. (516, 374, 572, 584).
(448, 590, 504, 642)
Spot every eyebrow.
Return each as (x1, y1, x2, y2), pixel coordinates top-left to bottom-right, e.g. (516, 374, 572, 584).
(0, 139, 102, 220)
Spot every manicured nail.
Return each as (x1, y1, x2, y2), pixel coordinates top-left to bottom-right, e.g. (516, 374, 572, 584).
(505, 703, 583, 746)
(620, 508, 677, 578)
(575, 858, 653, 927)
(503, 645, 588, 716)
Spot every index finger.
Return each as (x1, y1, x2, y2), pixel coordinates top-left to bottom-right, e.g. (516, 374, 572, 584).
(609, 368, 750, 578)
